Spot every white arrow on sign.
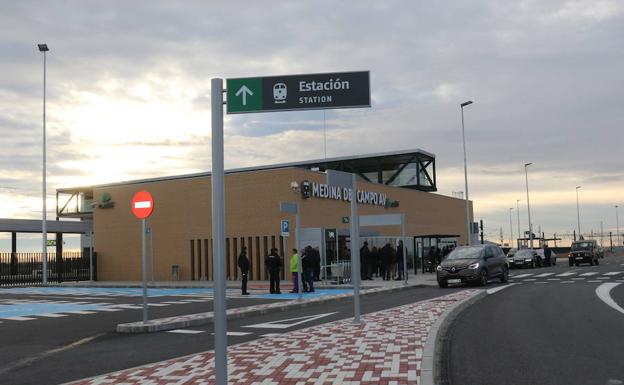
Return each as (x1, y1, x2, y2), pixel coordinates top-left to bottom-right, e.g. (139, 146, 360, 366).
(242, 312, 337, 329)
(235, 85, 253, 106)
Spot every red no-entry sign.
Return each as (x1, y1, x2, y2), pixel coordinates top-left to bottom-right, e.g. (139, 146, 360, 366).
(131, 191, 154, 219)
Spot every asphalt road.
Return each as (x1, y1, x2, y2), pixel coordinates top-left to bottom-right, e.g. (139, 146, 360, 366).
(0, 285, 461, 385)
(443, 254, 624, 385)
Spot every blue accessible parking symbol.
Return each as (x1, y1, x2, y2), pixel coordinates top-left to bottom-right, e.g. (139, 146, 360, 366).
(281, 219, 289, 237)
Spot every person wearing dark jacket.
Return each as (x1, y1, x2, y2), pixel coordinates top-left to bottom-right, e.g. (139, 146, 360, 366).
(543, 244, 553, 266)
(381, 243, 393, 280)
(360, 242, 371, 280)
(312, 246, 321, 281)
(237, 247, 250, 295)
(264, 248, 282, 294)
(395, 240, 405, 280)
(301, 246, 315, 292)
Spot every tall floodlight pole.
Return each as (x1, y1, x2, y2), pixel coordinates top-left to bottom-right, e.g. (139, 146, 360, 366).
(509, 208, 514, 248)
(575, 186, 582, 238)
(38, 43, 49, 285)
(516, 200, 521, 246)
(211, 78, 227, 385)
(524, 163, 533, 249)
(616, 205, 620, 246)
(460, 101, 473, 245)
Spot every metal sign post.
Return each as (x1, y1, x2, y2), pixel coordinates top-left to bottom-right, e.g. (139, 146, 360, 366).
(280, 202, 302, 301)
(89, 231, 94, 281)
(211, 78, 227, 385)
(131, 190, 154, 325)
(349, 174, 361, 324)
(148, 224, 155, 284)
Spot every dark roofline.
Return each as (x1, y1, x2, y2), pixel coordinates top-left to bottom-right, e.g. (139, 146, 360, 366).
(58, 148, 435, 192)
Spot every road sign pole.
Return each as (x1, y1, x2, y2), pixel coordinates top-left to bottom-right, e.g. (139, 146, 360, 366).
(211, 78, 228, 385)
(350, 174, 361, 324)
(141, 218, 148, 323)
(296, 207, 303, 301)
(149, 223, 155, 284)
(402, 214, 407, 285)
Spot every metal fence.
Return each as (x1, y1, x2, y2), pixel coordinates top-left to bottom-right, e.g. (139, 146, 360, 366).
(0, 251, 95, 287)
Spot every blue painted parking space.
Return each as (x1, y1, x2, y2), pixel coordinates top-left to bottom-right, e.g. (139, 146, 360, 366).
(0, 287, 214, 297)
(0, 301, 110, 319)
(252, 289, 353, 300)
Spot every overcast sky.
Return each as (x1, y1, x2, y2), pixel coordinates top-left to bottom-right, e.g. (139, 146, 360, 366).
(1, 0, 623, 249)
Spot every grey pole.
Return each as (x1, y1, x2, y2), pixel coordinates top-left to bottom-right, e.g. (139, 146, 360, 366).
(509, 208, 514, 248)
(296, 207, 303, 301)
(575, 186, 582, 238)
(141, 218, 148, 323)
(524, 163, 533, 249)
(401, 213, 407, 285)
(89, 231, 94, 281)
(460, 101, 473, 246)
(615, 205, 619, 246)
(350, 174, 361, 324)
(149, 223, 155, 284)
(211, 78, 227, 385)
(516, 200, 521, 247)
(39, 44, 49, 285)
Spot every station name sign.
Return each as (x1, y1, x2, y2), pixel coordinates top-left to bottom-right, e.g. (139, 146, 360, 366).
(302, 181, 399, 208)
(226, 71, 370, 114)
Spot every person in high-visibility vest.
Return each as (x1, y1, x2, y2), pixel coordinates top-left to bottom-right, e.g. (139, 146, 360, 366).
(290, 248, 299, 293)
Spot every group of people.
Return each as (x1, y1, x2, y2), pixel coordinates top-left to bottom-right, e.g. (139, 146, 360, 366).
(359, 241, 406, 281)
(236, 240, 409, 295)
(236, 245, 322, 295)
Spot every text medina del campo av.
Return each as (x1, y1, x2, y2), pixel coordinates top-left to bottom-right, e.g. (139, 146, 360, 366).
(302, 180, 400, 208)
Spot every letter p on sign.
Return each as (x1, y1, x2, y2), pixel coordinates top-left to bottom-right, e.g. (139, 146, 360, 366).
(131, 191, 154, 219)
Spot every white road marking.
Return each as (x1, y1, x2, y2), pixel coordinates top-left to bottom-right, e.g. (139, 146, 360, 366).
(225, 331, 252, 336)
(63, 311, 96, 315)
(547, 278, 560, 281)
(534, 273, 555, 277)
(595, 283, 624, 315)
(1, 316, 35, 321)
(243, 312, 338, 329)
(486, 283, 519, 294)
(161, 301, 188, 305)
(523, 279, 536, 281)
(580, 272, 598, 276)
(261, 333, 283, 338)
(167, 329, 205, 334)
(38, 313, 67, 318)
(534, 282, 548, 284)
(561, 281, 575, 283)
(604, 272, 623, 276)
(512, 273, 533, 278)
(556, 272, 577, 277)
(147, 303, 170, 307)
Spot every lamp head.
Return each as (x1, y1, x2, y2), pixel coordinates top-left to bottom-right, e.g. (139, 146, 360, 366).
(460, 101, 473, 108)
(37, 43, 49, 52)
(524, 162, 532, 167)
(576, 186, 582, 189)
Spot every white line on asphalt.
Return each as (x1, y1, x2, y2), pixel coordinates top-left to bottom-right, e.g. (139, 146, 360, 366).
(161, 301, 188, 305)
(226, 331, 253, 336)
(167, 329, 205, 334)
(587, 281, 602, 283)
(512, 273, 533, 278)
(547, 278, 560, 281)
(561, 281, 575, 283)
(556, 272, 577, 277)
(595, 283, 624, 315)
(534, 273, 555, 277)
(260, 333, 283, 338)
(0, 316, 35, 321)
(63, 311, 96, 315)
(243, 312, 338, 329)
(523, 279, 536, 281)
(604, 272, 623, 276)
(580, 272, 598, 276)
(572, 278, 585, 280)
(37, 313, 67, 318)
(597, 277, 611, 280)
(486, 283, 519, 294)
(147, 303, 170, 307)
(534, 282, 548, 284)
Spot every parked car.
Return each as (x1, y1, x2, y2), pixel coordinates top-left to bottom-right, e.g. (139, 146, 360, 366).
(510, 249, 541, 269)
(569, 240, 600, 266)
(437, 244, 509, 288)
(506, 248, 518, 267)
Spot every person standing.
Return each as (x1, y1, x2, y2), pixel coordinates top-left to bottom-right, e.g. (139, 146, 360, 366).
(312, 246, 321, 281)
(395, 240, 405, 281)
(543, 244, 552, 266)
(265, 248, 282, 294)
(290, 248, 299, 293)
(370, 246, 379, 278)
(302, 246, 315, 292)
(237, 247, 250, 295)
(360, 241, 371, 280)
(381, 242, 392, 280)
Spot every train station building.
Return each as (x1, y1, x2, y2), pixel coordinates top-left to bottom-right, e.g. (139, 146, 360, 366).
(56, 149, 473, 282)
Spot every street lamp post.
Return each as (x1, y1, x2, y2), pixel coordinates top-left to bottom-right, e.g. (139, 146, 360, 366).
(38, 43, 49, 285)
(460, 100, 473, 245)
(516, 199, 521, 247)
(616, 205, 620, 246)
(509, 208, 514, 248)
(524, 163, 533, 249)
(575, 186, 582, 239)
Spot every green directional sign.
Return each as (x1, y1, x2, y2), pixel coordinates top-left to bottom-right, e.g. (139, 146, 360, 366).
(226, 71, 370, 114)
(46, 240, 56, 247)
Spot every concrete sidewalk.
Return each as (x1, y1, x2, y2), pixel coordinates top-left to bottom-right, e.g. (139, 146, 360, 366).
(56, 271, 439, 290)
(69, 289, 477, 385)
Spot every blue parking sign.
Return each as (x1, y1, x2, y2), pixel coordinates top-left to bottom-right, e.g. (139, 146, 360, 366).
(281, 220, 289, 237)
